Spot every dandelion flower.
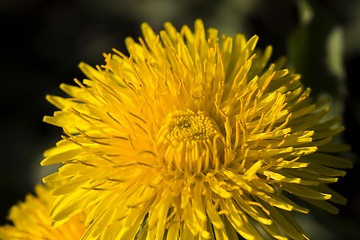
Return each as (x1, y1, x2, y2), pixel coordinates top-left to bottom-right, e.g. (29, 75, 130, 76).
(41, 19, 352, 240)
(0, 184, 88, 240)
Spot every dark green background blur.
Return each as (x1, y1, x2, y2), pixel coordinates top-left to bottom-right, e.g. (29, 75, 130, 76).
(1, 0, 359, 239)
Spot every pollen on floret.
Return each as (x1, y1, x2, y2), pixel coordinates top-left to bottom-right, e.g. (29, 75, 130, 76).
(156, 109, 226, 174)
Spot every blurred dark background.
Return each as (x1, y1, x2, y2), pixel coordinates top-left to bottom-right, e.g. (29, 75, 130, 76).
(1, 0, 359, 239)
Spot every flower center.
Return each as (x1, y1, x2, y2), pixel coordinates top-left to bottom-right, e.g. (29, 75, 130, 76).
(156, 109, 225, 174)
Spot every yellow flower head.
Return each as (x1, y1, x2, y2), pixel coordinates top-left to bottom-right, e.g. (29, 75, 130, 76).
(41, 19, 352, 239)
(0, 184, 88, 240)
